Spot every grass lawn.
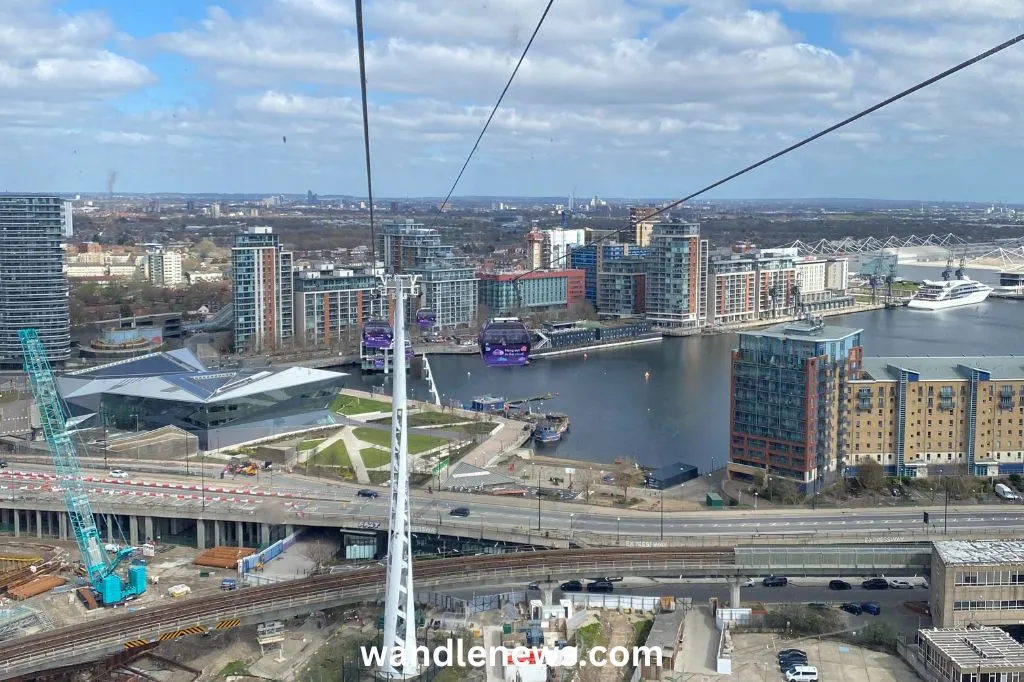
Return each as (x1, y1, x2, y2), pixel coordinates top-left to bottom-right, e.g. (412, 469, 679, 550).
(296, 438, 325, 451)
(330, 394, 392, 415)
(308, 440, 351, 467)
(369, 413, 496, 436)
(353, 427, 449, 454)
(360, 447, 391, 469)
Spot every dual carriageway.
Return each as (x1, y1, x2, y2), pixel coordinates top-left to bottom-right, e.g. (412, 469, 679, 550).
(0, 460, 1018, 677)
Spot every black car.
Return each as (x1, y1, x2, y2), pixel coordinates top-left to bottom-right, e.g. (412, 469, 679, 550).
(763, 575, 788, 587)
(778, 649, 806, 658)
(560, 580, 583, 592)
(828, 579, 851, 590)
(862, 578, 889, 590)
(449, 507, 471, 517)
(841, 602, 862, 615)
(587, 581, 614, 593)
(356, 489, 379, 498)
(779, 653, 808, 671)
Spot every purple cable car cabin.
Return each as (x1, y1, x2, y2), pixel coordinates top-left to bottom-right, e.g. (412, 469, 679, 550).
(362, 320, 394, 349)
(415, 308, 437, 329)
(478, 317, 531, 367)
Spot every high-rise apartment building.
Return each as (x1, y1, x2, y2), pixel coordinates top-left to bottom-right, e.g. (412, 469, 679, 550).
(645, 221, 709, 329)
(146, 250, 183, 287)
(627, 207, 659, 247)
(0, 195, 72, 366)
(231, 226, 293, 353)
(293, 265, 384, 347)
(728, 318, 863, 492)
(378, 220, 477, 328)
(570, 242, 649, 308)
(597, 257, 647, 318)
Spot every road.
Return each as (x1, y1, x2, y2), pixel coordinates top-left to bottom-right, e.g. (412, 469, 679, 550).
(8, 458, 1024, 538)
(439, 580, 931, 610)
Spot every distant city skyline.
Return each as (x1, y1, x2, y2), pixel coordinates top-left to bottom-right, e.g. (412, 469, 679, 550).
(3, 1, 1023, 201)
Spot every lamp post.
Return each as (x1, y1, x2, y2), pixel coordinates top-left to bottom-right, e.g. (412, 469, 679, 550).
(536, 466, 542, 531)
(944, 476, 949, 535)
(660, 487, 664, 540)
(616, 517, 621, 545)
(569, 513, 575, 539)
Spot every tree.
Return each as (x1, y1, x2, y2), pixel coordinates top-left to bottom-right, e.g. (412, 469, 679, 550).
(302, 539, 339, 575)
(613, 459, 645, 504)
(857, 458, 886, 491)
(195, 239, 217, 258)
(575, 468, 596, 503)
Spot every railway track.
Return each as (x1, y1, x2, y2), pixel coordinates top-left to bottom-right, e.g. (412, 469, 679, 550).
(0, 548, 734, 673)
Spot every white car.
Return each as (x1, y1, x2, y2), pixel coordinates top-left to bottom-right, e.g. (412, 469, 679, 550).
(109, 469, 129, 479)
(888, 579, 913, 589)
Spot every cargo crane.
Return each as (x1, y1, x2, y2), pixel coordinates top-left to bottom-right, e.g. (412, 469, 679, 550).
(18, 328, 146, 606)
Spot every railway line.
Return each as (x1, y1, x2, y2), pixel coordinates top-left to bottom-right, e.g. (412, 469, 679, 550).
(0, 548, 734, 677)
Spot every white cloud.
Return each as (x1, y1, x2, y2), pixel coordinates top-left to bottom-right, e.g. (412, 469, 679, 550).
(1, 0, 1024, 199)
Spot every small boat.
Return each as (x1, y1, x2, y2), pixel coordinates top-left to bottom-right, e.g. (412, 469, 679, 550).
(533, 426, 561, 444)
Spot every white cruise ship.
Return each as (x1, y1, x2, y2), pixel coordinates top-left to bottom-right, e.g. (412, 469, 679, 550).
(908, 276, 992, 310)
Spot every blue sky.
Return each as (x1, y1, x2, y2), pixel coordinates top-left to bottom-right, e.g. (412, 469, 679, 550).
(4, 0, 1024, 200)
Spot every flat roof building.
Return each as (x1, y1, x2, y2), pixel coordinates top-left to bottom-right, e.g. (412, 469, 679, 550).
(931, 540, 1024, 629)
(728, 317, 864, 493)
(908, 627, 1024, 682)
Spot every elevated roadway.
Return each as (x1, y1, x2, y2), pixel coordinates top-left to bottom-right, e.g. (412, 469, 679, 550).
(0, 545, 929, 678)
(4, 463, 1024, 546)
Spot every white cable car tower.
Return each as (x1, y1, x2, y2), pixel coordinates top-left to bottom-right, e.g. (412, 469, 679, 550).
(380, 273, 420, 678)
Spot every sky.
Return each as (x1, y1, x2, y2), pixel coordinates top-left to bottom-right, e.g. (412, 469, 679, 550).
(2, 0, 1024, 200)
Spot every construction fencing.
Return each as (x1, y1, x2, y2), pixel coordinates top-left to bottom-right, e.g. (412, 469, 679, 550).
(238, 529, 303, 575)
(568, 594, 662, 612)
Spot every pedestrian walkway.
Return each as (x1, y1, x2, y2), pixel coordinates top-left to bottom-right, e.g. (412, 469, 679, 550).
(340, 428, 371, 484)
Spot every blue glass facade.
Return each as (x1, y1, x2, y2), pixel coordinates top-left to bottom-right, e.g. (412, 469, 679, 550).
(569, 244, 648, 306)
(729, 319, 863, 493)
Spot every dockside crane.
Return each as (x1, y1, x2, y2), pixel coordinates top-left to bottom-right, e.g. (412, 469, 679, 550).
(19, 328, 146, 606)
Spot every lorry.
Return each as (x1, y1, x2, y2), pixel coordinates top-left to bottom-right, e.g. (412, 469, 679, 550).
(995, 483, 1021, 501)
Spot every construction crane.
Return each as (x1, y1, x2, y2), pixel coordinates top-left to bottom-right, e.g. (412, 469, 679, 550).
(19, 328, 146, 606)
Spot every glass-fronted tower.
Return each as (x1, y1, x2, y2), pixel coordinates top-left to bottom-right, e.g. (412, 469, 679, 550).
(0, 195, 72, 366)
(728, 317, 863, 493)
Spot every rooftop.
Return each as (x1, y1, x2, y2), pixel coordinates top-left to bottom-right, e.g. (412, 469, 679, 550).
(919, 628, 1024, 669)
(59, 350, 347, 405)
(935, 541, 1024, 566)
(858, 356, 1024, 382)
(743, 319, 862, 343)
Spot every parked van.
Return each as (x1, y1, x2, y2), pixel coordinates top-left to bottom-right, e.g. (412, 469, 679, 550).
(996, 483, 1021, 500)
(785, 665, 819, 681)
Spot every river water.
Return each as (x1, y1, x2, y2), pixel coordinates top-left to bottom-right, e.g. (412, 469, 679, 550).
(350, 270, 1024, 472)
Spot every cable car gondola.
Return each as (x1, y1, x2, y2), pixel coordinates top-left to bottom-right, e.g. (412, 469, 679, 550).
(415, 308, 437, 329)
(478, 317, 531, 367)
(362, 319, 394, 349)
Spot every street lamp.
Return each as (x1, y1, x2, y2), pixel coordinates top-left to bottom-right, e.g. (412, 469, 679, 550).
(660, 487, 664, 540)
(569, 513, 575, 539)
(616, 517, 621, 545)
(536, 467, 542, 531)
